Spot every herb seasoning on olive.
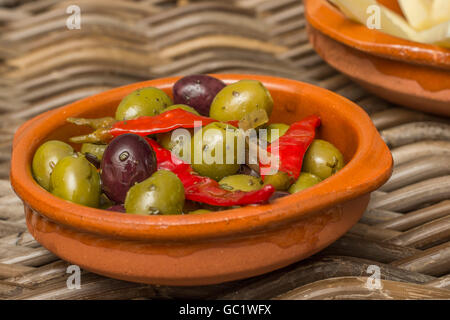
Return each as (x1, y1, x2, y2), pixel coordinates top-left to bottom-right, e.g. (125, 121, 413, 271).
(101, 133, 157, 203)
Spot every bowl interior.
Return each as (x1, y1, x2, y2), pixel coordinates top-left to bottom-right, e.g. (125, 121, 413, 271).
(41, 80, 359, 167)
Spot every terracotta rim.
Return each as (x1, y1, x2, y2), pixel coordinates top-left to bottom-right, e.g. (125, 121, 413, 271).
(10, 74, 392, 242)
(304, 0, 450, 69)
(306, 26, 450, 116)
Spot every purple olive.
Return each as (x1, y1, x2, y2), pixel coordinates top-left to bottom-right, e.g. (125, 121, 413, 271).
(173, 74, 226, 116)
(101, 134, 157, 203)
(107, 204, 126, 213)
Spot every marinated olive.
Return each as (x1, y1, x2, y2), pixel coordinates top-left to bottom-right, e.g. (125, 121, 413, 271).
(124, 170, 185, 215)
(32, 140, 75, 190)
(157, 128, 192, 160)
(115, 87, 172, 120)
(101, 133, 157, 203)
(81, 143, 107, 161)
(288, 172, 322, 194)
(219, 174, 263, 192)
(162, 104, 200, 115)
(173, 74, 226, 116)
(50, 155, 101, 207)
(191, 122, 240, 181)
(265, 123, 289, 144)
(209, 80, 273, 122)
(302, 139, 344, 180)
(263, 171, 294, 191)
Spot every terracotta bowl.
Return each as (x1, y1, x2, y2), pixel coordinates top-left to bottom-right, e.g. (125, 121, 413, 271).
(10, 75, 392, 286)
(305, 0, 450, 117)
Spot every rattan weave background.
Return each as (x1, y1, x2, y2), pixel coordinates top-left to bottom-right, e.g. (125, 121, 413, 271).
(0, 0, 449, 300)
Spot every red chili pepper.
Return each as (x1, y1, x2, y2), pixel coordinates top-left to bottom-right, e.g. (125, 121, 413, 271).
(69, 109, 244, 144)
(145, 138, 275, 206)
(111, 109, 239, 138)
(259, 115, 321, 180)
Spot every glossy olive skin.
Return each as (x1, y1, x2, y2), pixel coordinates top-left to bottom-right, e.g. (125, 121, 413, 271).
(288, 172, 322, 194)
(263, 171, 294, 191)
(101, 134, 157, 203)
(32, 140, 74, 190)
(50, 156, 101, 207)
(124, 170, 185, 215)
(173, 75, 226, 116)
(265, 123, 289, 144)
(162, 104, 200, 115)
(219, 174, 263, 192)
(81, 143, 107, 161)
(115, 87, 172, 120)
(302, 139, 344, 180)
(157, 128, 193, 160)
(191, 122, 239, 181)
(209, 80, 273, 121)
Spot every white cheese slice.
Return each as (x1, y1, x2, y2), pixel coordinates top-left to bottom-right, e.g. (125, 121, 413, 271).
(330, 0, 418, 41)
(418, 20, 450, 47)
(398, 0, 433, 31)
(430, 0, 450, 26)
(329, 0, 450, 47)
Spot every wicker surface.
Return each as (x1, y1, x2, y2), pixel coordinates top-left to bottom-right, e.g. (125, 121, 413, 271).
(0, 0, 449, 300)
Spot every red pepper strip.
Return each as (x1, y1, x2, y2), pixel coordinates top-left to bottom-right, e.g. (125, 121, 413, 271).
(260, 115, 321, 180)
(111, 109, 239, 138)
(145, 138, 275, 206)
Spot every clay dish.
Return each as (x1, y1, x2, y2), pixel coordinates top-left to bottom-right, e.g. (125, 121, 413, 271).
(305, 0, 450, 116)
(10, 74, 392, 285)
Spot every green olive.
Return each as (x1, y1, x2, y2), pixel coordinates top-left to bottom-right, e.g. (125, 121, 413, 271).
(264, 123, 289, 144)
(189, 209, 211, 214)
(191, 122, 240, 181)
(288, 172, 322, 194)
(157, 128, 193, 160)
(209, 80, 273, 121)
(115, 87, 173, 120)
(124, 170, 185, 215)
(49, 155, 101, 207)
(81, 143, 107, 161)
(302, 139, 344, 180)
(263, 171, 294, 191)
(162, 104, 200, 115)
(32, 140, 75, 190)
(219, 174, 263, 192)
